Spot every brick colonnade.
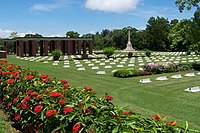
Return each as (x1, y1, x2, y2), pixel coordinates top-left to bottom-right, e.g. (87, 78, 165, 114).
(3, 38, 92, 57)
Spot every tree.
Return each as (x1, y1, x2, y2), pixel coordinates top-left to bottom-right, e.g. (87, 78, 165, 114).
(65, 31, 80, 38)
(176, 0, 200, 12)
(168, 19, 194, 51)
(24, 33, 43, 38)
(146, 16, 170, 51)
(9, 32, 18, 39)
(0, 38, 3, 50)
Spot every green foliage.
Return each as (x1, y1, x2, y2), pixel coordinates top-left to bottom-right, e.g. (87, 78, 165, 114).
(145, 50, 151, 57)
(113, 69, 137, 78)
(177, 63, 193, 71)
(192, 62, 200, 70)
(128, 52, 133, 58)
(146, 16, 170, 51)
(24, 33, 42, 38)
(103, 47, 115, 58)
(0, 60, 190, 132)
(175, 0, 200, 12)
(51, 49, 62, 61)
(66, 31, 80, 38)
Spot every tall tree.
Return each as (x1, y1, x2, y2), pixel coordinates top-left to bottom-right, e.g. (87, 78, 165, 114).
(176, 0, 200, 12)
(65, 31, 80, 38)
(146, 16, 170, 51)
(168, 19, 194, 51)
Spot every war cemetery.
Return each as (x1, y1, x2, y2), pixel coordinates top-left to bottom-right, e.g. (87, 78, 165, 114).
(0, 1, 200, 133)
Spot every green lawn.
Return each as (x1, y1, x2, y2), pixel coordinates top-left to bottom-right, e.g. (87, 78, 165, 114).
(3, 54, 200, 130)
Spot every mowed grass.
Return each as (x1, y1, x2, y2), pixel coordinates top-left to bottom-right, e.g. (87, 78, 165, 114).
(4, 55, 200, 130)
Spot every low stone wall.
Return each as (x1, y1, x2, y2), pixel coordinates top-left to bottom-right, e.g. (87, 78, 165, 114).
(0, 51, 7, 58)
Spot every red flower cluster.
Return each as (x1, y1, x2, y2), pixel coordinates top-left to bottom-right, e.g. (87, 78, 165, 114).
(63, 107, 73, 114)
(23, 96, 31, 103)
(1, 60, 8, 65)
(7, 79, 15, 85)
(7, 102, 11, 108)
(166, 121, 176, 126)
(39, 74, 50, 83)
(105, 95, 113, 101)
(60, 79, 68, 83)
(152, 114, 161, 121)
(72, 123, 81, 133)
(63, 83, 70, 88)
(58, 98, 66, 104)
(13, 97, 18, 103)
(84, 86, 93, 91)
(46, 110, 56, 116)
(2, 71, 12, 75)
(123, 111, 129, 115)
(14, 115, 21, 121)
(25, 75, 34, 80)
(50, 91, 63, 97)
(34, 105, 43, 113)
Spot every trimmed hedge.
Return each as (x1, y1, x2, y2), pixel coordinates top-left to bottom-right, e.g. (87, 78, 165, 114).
(0, 60, 192, 132)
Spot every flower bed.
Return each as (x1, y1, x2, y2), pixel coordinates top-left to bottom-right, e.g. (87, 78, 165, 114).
(0, 60, 191, 132)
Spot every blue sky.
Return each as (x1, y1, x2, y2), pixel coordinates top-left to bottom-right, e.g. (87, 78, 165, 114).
(0, 0, 196, 38)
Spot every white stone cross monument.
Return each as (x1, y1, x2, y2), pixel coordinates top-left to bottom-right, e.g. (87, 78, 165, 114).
(124, 26, 135, 51)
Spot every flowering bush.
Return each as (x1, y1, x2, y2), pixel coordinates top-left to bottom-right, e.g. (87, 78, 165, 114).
(0, 60, 193, 132)
(143, 62, 178, 74)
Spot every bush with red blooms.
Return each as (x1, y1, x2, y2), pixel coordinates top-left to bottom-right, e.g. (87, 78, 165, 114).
(0, 60, 194, 132)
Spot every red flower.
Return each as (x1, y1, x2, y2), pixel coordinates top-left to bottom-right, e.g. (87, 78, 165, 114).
(152, 114, 161, 121)
(23, 96, 30, 103)
(13, 97, 18, 103)
(84, 86, 93, 91)
(22, 103, 29, 110)
(27, 90, 33, 95)
(60, 79, 68, 83)
(25, 75, 34, 80)
(34, 105, 43, 113)
(63, 107, 73, 114)
(0, 66, 2, 69)
(79, 103, 84, 107)
(29, 126, 35, 132)
(2, 72, 12, 75)
(39, 74, 49, 79)
(15, 76, 21, 79)
(17, 103, 21, 108)
(14, 115, 21, 121)
(72, 123, 81, 133)
(10, 89, 14, 93)
(7, 102, 11, 108)
(7, 79, 15, 84)
(105, 95, 113, 101)
(63, 83, 70, 88)
(166, 121, 172, 125)
(86, 108, 91, 113)
(58, 98, 66, 104)
(123, 111, 129, 115)
(172, 121, 176, 127)
(50, 91, 63, 97)
(31, 92, 37, 96)
(46, 110, 56, 116)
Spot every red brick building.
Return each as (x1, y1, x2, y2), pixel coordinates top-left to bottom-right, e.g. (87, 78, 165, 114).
(3, 37, 93, 57)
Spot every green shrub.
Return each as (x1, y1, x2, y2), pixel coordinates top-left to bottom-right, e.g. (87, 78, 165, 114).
(137, 71, 153, 76)
(145, 50, 151, 57)
(128, 52, 133, 58)
(113, 69, 137, 78)
(177, 63, 192, 71)
(103, 47, 115, 58)
(0, 60, 193, 132)
(51, 49, 62, 61)
(192, 62, 200, 71)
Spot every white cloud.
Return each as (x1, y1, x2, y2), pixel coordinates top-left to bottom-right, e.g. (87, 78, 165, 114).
(31, 0, 70, 11)
(85, 0, 140, 13)
(0, 29, 37, 38)
(46, 34, 63, 37)
(0, 29, 15, 38)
